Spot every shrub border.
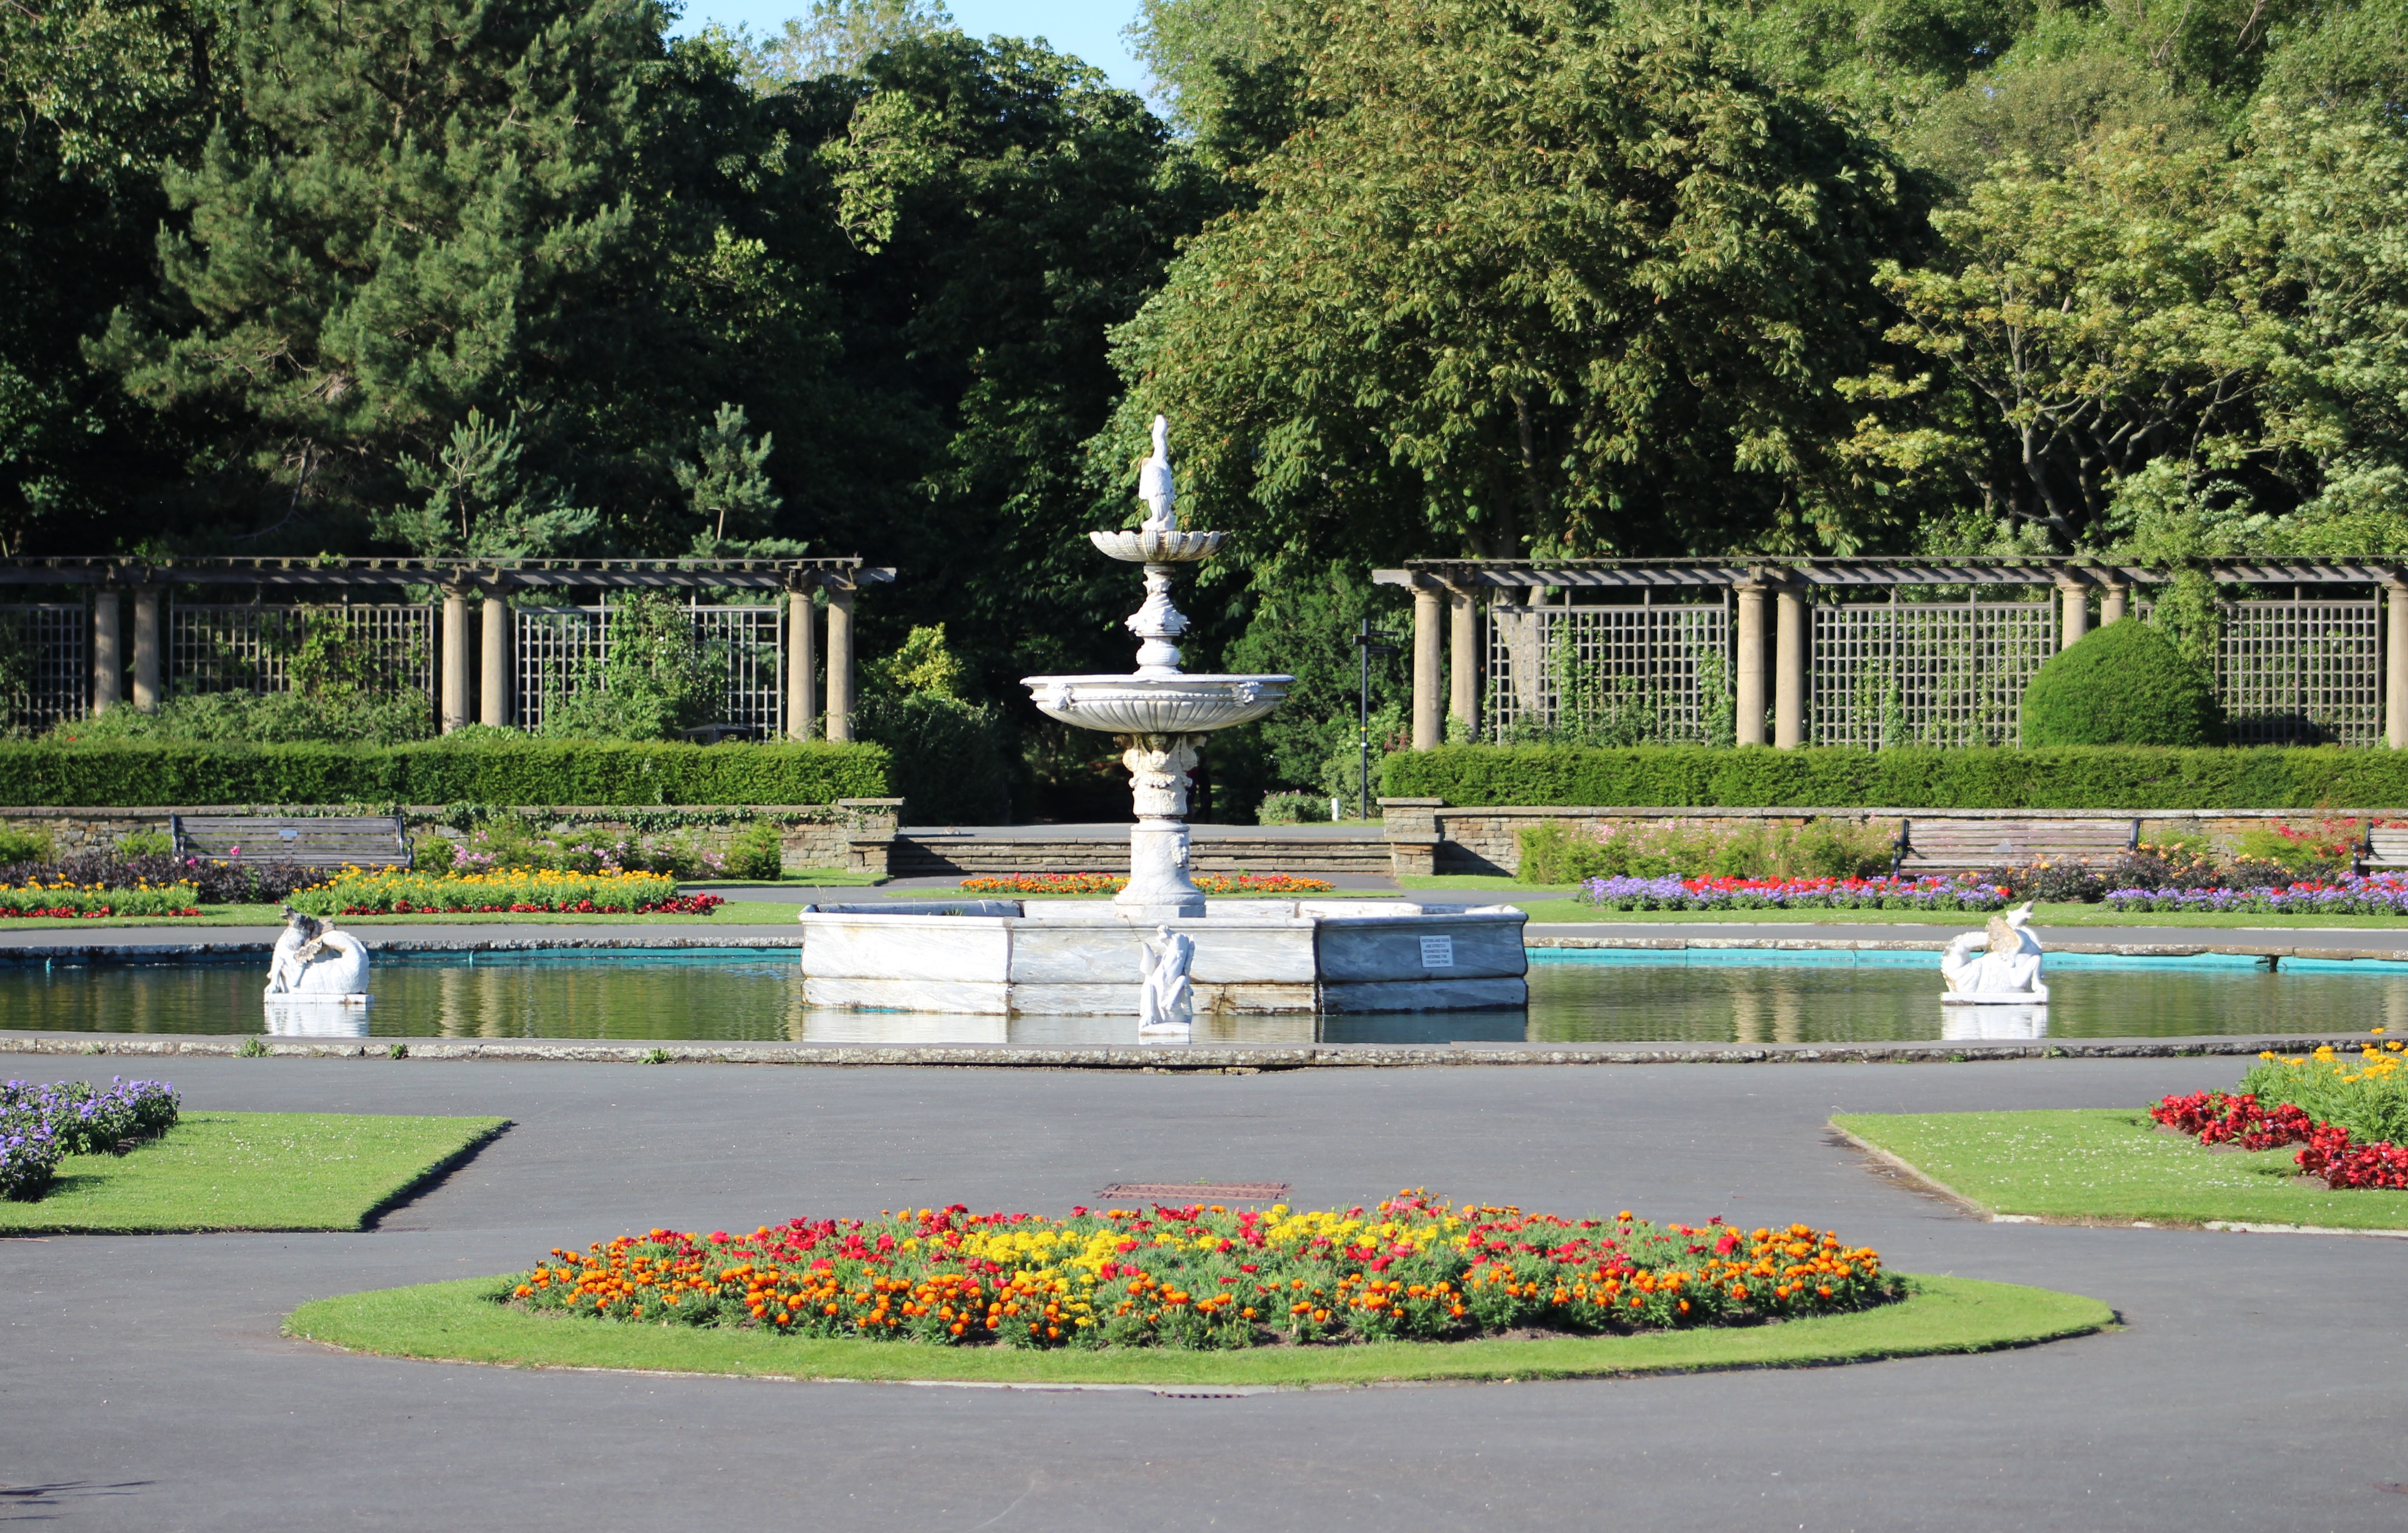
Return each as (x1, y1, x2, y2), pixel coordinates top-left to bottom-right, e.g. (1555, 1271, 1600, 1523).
(1384, 745, 2408, 811)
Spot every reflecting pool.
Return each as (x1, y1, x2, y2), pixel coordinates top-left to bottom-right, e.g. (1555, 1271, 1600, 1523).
(0, 945, 2397, 1046)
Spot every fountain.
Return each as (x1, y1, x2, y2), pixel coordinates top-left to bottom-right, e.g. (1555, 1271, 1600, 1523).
(794, 417, 1528, 1018)
(1024, 415, 1290, 920)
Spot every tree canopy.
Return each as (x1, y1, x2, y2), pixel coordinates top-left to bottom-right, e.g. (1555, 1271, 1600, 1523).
(6, 0, 2408, 797)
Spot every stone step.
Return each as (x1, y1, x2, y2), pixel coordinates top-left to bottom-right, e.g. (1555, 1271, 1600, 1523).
(891, 834, 1394, 878)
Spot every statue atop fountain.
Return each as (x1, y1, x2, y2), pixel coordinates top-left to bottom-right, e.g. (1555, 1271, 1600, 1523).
(1023, 416, 1292, 921)
(1941, 903, 2048, 1003)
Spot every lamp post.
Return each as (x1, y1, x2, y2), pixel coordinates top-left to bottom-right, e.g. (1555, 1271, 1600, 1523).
(1356, 618, 1400, 821)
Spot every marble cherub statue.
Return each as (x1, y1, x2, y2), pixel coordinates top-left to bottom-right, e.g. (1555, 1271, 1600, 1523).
(1940, 902, 2048, 1003)
(1138, 922, 1195, 1032)
(264, 907, 371, 999)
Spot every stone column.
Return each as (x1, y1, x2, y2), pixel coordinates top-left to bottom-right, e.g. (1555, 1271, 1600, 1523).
(1773, 584, 1807, 749)
(90, 587, 122, 715)
(2058, 575, 2090, 649)
(2100, 580, 2129, 626)
(2389, 579, 2408, 750)
(131, 587, 161, 711)
(1733, 576, 1767, 746)
(1447, 587, 1477, 738)
(440, 584, 472, 734)
(479, 587, 512, 727)
(1411, 581, 1443, 749)
(786, 580, 818, 740)
(825, 582, 855, 742)
(1116, 733, 1205, 920)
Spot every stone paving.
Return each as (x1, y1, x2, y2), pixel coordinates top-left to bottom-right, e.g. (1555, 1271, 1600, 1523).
(4, 1056, 2404, 1531)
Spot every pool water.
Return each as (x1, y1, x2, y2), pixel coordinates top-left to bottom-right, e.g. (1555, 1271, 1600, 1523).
(0, 946, 2398, 1046)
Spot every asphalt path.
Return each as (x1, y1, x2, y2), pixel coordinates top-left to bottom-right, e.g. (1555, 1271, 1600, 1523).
(5, 1056, 2406, 1531)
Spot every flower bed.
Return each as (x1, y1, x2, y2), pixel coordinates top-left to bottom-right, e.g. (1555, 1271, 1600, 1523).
(0, 1077, 181, 1200)
(1577, 873, 2007, 912)
(956, 873, 1337, 895)
(286, 867, 721, 916)
(2105, 873, 2408, 915)
(2152, 1039, 2408, 1189)
(0, 880, 204, 919)
(507, 1191, 1902, 1350)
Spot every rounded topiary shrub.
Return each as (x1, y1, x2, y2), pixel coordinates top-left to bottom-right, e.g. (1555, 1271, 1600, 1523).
(2019, 618, 2221, 746)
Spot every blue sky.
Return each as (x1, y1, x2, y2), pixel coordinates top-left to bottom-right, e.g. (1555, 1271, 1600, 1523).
(676, 0, 1155, 94)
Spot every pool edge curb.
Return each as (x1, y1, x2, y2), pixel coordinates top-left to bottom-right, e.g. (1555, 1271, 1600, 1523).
(0, 1030, 2381, 1068)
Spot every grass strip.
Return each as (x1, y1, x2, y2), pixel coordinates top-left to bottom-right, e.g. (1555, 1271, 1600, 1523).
(1835, 1108, 2408, 1230)
(0, 1111, 507, 1233)
(284, 1273, 2108, 1387)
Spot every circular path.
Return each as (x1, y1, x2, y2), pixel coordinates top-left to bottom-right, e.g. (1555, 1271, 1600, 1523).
(4, 1056, 2401, 1531)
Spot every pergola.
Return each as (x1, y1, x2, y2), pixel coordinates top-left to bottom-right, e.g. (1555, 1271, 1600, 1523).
(1374, 557, 2408, 750)
(0, 556, 895, 740)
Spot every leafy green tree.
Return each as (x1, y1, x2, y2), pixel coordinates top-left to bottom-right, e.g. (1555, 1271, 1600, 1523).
(708, 0, 955, 91)
(0, 0, 237, 553)
(1105, 0, 1926, 567)
(800, 34, 1212, 694)
(538, 591, 722, 738)
(1863, 108, 2408, 552)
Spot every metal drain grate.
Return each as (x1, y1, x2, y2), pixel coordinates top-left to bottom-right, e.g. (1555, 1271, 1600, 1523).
(1094, 1182, 1291, 1203)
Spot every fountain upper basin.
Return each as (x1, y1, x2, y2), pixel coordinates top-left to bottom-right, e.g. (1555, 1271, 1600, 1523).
(1090, 529, 1223, 563)
(1023, 673, 1293, 735)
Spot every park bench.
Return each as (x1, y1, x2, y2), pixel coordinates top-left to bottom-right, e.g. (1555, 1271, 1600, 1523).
(170, 814, 410, 870)
(1891, 817, 2138, 877)
(2358, 825, 2408, 872)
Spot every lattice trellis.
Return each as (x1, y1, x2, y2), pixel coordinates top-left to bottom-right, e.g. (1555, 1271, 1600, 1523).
(515, 601, 785, 734)
(0, 604, 88, 730)
(168, 604, 436, 697)
(2134, 599, 2384, 746)
(1810, 599, 2057, 748)
(1485, 602, 1729, 743)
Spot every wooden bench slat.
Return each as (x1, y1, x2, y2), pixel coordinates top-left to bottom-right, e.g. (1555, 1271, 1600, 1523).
(171, 814, 409, 869)
(1894, 817, 2137, 873)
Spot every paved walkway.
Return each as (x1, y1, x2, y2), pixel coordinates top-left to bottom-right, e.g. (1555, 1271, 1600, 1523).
(3, 1056, 2399, 1531)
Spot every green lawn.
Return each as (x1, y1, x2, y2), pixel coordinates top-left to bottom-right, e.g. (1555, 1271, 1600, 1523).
(0, 1112, 508, 1233)
(1836, 1108, 2408, 1230)
(286, 1273, 2109, 1387)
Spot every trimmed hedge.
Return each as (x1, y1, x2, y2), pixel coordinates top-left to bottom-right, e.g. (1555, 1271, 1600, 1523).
(2021, 620, 2219, 746)
(0, 740, 890, 807)
(1381, 744, 2408, 810)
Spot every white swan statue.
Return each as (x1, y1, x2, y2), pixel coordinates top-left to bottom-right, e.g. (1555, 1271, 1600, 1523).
(1940, 902, 2048, 1004)
(264, 908, 371, 1002)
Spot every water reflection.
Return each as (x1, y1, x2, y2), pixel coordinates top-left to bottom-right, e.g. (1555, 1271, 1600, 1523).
(263, 998, 373, 1037)
(1941, 1003, 2048, 1041)
(0, 946, 2397, 1045)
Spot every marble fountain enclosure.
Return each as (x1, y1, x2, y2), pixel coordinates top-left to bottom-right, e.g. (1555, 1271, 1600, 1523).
(794, 900, 1529, 1015)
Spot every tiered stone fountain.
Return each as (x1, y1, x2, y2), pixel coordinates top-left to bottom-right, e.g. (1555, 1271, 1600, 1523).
(794, 418, 1526, 1020)
(1024, 415, 1290, 922)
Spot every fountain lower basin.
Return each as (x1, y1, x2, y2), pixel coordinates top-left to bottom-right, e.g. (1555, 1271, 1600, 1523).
(795, 900, 1529, 1015)
(1023, 674, 1291, 734)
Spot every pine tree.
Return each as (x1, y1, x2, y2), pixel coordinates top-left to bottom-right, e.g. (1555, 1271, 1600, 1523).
(86, 0, 658, 537)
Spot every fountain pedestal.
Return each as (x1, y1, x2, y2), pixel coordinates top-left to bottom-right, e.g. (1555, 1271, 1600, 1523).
(1122, 733, 1204, 920)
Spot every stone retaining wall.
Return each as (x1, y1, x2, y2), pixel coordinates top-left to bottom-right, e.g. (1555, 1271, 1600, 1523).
(0, 799, 905, 874)
(1377, 799, 2407, 878)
